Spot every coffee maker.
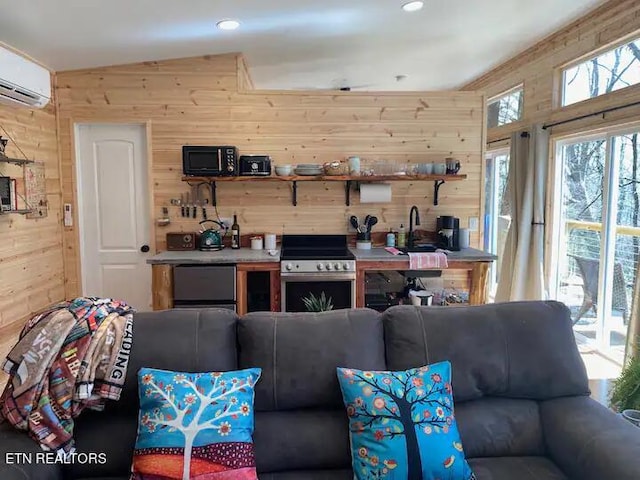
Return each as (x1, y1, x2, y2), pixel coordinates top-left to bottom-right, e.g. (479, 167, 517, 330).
(436, 216, 460, 251)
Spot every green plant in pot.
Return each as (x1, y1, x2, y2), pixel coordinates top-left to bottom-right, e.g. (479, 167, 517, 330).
(610, 345, 640, 426)
(302, 292, 334, 312)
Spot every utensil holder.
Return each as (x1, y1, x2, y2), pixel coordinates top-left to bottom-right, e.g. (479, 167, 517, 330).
(356, 232, 371, 241)
(356, 241, 372, 250)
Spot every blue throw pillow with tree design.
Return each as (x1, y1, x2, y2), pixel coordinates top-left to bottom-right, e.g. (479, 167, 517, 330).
(337, 361, 475, 480)
(131, 367, 261, 480)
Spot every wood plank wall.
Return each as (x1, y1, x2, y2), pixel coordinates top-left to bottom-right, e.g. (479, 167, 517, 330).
(462, 0, 640, 141)
(56, 53, 486, 298)
(0, 97, 64, 382)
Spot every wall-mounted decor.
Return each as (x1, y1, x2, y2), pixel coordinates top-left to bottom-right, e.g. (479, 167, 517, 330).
(25, 161, 47, 218)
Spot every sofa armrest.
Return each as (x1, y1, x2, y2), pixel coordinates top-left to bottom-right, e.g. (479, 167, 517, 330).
(0, 423, 63, 480)
(540, 396, 640, 480)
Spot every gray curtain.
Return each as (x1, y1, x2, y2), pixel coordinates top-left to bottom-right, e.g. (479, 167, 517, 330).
(495, 125, 549, 302)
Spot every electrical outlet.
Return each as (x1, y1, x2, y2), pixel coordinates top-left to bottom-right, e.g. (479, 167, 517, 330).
(219, 217, 232, 229)
(468, 216, 479, 231)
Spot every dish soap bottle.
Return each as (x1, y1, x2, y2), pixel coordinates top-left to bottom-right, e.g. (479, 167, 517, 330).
(386, 228, 396, 247)
(231, 214, 240, 249)
(397, 224, 406, 247)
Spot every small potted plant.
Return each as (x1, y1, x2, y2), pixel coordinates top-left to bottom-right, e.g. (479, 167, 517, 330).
(610, 345, 640, 426)
(302, 291, 334, 312)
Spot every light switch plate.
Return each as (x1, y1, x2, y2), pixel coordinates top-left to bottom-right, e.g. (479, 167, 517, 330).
(468, 216, 479, 231)
(64, 203, 73, 227)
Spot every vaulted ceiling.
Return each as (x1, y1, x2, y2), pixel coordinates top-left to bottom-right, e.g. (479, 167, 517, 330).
(0, 0, 605, 90)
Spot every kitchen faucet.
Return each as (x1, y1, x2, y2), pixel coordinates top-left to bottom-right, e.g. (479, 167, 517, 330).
(408, 205, 421, 249)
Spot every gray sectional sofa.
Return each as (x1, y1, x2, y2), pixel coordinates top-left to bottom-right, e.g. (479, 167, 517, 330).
(1, 301, 639, 479)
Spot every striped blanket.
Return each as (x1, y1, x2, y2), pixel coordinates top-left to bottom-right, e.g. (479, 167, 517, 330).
(0, 297, 134, 454)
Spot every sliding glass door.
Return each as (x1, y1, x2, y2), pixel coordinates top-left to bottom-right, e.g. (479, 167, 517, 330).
(553, 128, 640, 363)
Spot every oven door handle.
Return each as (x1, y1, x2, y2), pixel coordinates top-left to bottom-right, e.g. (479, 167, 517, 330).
(281, 273, 356, 282)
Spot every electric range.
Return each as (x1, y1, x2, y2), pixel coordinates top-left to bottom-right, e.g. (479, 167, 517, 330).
(280, 234, 356, 273)
(279, 234, 356, 312)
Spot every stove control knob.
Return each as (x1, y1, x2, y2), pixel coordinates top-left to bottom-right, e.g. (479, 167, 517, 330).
(326, 263, 333, 271)
(343, 263, 350, 270)
(317, 263, 324, 271)
(334, 263, 341, 270)
(285, 263, 293, 271)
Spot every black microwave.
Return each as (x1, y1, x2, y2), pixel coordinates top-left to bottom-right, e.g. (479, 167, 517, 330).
(182, 146, 238, 176)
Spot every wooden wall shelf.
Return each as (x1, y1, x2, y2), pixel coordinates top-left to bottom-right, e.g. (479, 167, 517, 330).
(0, 156, 35, 166)
(182, 174, 467, 207)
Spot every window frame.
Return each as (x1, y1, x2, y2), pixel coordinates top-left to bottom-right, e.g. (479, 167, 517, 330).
(557, 31, 640, 108)
(486, 84, 524, 129)
(484, 147, 510, 297)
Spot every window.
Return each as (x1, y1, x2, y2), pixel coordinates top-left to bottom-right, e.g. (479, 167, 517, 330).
(487, 87, 523, 129)
(484, 149, 510, 296)
(561, 37, 640, 106)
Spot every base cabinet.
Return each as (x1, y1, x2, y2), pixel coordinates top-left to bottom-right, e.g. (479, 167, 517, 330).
(151, 260, 490, 313)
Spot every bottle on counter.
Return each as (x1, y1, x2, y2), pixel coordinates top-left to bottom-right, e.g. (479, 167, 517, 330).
(386, 228, 396, 247)
(397, 224, 406, 247)
(231, 214, 240, 249)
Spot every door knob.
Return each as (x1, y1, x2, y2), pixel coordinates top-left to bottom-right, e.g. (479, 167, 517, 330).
(140, 245, 150, 253)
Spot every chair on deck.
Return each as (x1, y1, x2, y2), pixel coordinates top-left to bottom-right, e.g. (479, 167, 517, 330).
(569, 254, 629, 326)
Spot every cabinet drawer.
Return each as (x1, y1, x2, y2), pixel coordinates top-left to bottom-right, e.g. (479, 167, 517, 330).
(173, 265, 236, 302)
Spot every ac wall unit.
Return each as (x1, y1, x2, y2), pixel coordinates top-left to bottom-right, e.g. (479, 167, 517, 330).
(0, 46, 51, 108)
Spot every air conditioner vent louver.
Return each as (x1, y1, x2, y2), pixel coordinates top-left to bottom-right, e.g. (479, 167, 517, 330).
(0, 47, 50, 109)
(0, 91, 32, 107)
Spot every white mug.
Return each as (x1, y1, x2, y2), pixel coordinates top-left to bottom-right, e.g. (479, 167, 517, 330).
(251, 236, 263, 250)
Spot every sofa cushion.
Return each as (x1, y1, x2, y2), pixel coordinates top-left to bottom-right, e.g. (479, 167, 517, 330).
(456, 398, 545, 458)
(75, 478, 129, 480)
(337, 361, 474, 480)
(383, 301, 589, 401)
(253, 410, 351, 473)
(258, 470, 353, 480)
(238, 309, 385, 411)
(65, 409, 137, 479)
(468, 457, 567, 479)
(112, 308, 239, 416)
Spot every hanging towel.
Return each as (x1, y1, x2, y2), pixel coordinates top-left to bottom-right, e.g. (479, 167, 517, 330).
(408, 252, 448, 269)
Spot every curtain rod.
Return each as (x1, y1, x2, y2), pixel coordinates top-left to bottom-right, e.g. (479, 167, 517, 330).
(543, 99, 640, 130)
(487, 131, 529, 144)
(488, 99, 640, 142)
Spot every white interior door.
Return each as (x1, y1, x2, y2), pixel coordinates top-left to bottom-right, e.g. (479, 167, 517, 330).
(76, 123, 151, 311)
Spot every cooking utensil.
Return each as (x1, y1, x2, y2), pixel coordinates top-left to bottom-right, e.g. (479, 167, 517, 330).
(367, 216, 378, 231)
(350, 215, 359, 231)
(364, 215, 371, 231)
(180, 193, 185, 217)
(191, 185, 198, 218)
(185, 191, 190, 218)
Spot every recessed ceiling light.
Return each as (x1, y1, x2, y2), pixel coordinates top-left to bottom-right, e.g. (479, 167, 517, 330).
(402, 1, 424, 12)
(217, 20, 240, 30)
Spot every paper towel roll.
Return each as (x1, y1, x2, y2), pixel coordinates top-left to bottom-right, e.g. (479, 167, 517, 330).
(459, 228, 470, 249)
(360, 183, 392, 203)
